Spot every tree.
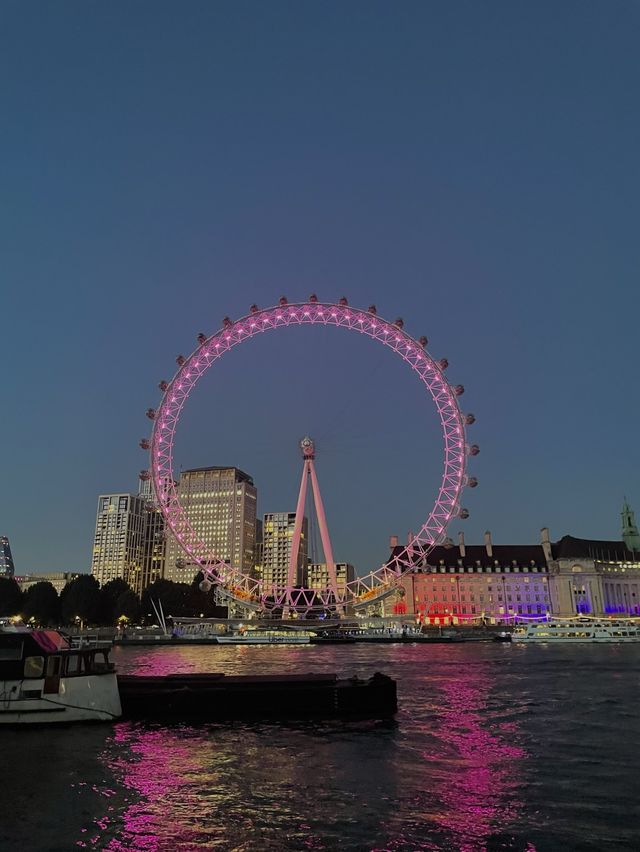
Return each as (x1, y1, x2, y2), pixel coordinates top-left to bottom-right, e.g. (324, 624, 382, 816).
(60, 574, 101, 626)
(0, 577, 23, 617)
(115, 590, 140, 623)
(98, 578, 133, 625)
(141, 579, 191, 623)
(22, 582, 60, 626)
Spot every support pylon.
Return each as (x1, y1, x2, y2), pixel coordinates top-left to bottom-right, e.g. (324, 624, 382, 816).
(286, 437, 339, 611)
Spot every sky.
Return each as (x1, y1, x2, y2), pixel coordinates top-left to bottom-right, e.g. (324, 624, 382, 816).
(1, 1, 639, 577)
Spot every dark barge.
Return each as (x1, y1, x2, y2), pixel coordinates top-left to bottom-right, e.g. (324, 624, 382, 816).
(117, 671, 397, 720)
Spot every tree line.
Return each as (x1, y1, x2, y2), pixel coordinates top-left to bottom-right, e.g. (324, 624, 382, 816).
(0, 573, 226, 628)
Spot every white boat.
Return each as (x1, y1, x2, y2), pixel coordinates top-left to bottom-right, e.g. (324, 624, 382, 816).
(216, 631, 311, 645)
(510, 619, 640, 644)
(0, 627, 121, 723)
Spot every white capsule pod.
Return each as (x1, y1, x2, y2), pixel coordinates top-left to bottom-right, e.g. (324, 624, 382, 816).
(139, 470, 151, 482)
(199, 579, 212, 593)
(465, 413, 476, 425)
(468, 444, 480, 456)
(453, 384, 465, 396)
(459, 508, 470, 519)
(176, 355, 186, 366)
(139, 439, 150, 450)
(467, 477, 478, 488)
(146, 408, 156, 420)
(438, 358, 449, 370)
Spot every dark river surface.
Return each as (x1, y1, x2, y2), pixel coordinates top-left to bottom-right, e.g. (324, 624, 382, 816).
(2, 642, 639, 852)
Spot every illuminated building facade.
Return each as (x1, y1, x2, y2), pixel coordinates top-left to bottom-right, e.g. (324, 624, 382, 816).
(91, 494, 147, 588)
(0, 536, 15, 578)
(384, 532, 551, 623)
(164, 467, 257, 584)
(262, 512, 308, 591)
(306, 562, 355, 598)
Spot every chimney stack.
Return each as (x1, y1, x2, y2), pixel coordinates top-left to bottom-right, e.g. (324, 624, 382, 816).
(540, 527, 552, 564)
(458, 531, 466, 557)
(484, 530, 493, 558)
(389, 535, 398, 550)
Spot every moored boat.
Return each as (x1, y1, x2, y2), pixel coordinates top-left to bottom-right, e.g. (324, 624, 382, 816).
(511, 619, 640, 644)
(0, 627, 121, 724)
(216, 630, 312, 645)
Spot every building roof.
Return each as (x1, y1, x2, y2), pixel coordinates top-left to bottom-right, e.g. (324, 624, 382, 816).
(388, 542, 547, 569)
(551, 535, 638, 561)
(181, 466, 254, 484)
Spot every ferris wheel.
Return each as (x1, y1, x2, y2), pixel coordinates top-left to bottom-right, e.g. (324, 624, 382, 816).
(142, 297, 478, 614)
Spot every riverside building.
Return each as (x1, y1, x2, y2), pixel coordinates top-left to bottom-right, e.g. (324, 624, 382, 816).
(164, 467, 257, 585)
(384, 532, 551, 623)
(384, 502, 640, 622)
(262, 512, 308, 591)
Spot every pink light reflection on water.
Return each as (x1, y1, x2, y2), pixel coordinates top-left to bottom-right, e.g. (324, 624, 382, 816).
(102, 724, 212, 852)
(425, 667, 535, 852)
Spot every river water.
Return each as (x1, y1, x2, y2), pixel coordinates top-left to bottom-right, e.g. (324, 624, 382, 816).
(2, 642, 639, 851)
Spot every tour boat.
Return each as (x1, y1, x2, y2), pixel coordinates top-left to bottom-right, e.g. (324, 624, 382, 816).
(216, 630, 312, 645)
(510, 619, 640, 644)
(0, 627, 121, 724)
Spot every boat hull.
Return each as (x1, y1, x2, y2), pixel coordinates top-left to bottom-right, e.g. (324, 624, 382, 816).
(117, 671, 397, 720)
(0, 674, 122, 724)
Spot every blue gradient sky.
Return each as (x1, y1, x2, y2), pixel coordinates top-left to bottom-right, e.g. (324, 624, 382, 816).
(1, 1, 639, 576)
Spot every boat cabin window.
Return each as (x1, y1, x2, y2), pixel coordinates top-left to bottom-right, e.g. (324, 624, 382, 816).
(24, 656, 45, 678)
(46, 656, 61, 677)
(66, 654, 80, 675)
(0, 642, 23, 661)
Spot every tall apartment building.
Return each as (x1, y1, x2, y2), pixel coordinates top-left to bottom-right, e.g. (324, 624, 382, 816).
(164, 467, 257, 584)
(262, 512, 308, 591)
(137, 476, 167, 596)
(0, 536, 15, 578)
(306, 562, 355, 598)
(91, 494, 147, 589)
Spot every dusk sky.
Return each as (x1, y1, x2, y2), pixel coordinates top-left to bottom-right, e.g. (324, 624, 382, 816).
(1, 2, 639, 576)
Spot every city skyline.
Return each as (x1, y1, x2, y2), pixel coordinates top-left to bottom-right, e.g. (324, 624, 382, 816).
(2, 3, 639, 575)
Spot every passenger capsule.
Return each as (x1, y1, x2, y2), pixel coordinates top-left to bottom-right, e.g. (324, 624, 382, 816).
(453, 384, 465, 396)
(438, 358, 449, 370)
(393, 317, 404, 329)
(197, 333, 207, 346)
(338, 296, 349, 306)
(175, 558, 186, 570)
(418, 336, 428, 347)
(199, 579, 212, 593)
(467, 477, 478, 488)
(158, 380, 168, 392)
(250, 304, 259, 313)
(468, 444, 480, 456)
(309, 293, 318, 303)
(139, 439, 150, 450)
(222, 316, 233, 329)
(279, 296, 288, 306)
(368, 304, 377, 315)
(146, 408, 156, 420)
(176, 355, 186, 367)
(465, 413, 476, 425)
(459, 508, 470, 520)
(139, 470, 151, 482)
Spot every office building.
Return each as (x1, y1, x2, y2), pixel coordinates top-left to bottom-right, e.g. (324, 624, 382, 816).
(306, 562, 355, 598)
(0, 536, 15, 578)
(164, 467, 257, 584)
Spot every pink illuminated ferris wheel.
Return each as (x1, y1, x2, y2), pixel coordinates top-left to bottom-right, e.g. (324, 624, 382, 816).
(142, 297, 478, 614)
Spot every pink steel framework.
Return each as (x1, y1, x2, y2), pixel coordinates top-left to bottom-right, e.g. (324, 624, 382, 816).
(145, 298, 476, 614)
(286, 437, 339, 611)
